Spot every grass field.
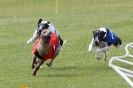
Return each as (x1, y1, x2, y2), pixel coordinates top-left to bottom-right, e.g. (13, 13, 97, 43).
(0, 0, 133, 88)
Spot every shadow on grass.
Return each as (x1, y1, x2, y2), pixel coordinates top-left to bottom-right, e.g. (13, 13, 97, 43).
(44, 73, 85, 78)
(37, 65, 108, 78)
(52, 65, 89, 71)
(35, 65, 90, 77)
(29, 63, 111, 77)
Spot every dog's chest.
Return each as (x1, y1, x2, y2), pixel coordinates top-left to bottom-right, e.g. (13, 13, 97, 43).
(38, 43, 50, 56)
(99, 41, 108, 48)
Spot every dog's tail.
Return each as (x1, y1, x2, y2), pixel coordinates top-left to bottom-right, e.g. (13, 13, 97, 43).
(114, 37, 122, 48)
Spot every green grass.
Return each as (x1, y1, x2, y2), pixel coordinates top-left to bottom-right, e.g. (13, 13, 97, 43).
(0, 0, 133, 88)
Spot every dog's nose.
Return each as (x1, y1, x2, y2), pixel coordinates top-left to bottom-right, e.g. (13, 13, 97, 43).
(95, 41, 99, 46)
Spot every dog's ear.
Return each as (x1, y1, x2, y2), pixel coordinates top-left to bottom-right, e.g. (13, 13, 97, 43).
(93, 31, 95, 37)
(38, 18, 42, 26)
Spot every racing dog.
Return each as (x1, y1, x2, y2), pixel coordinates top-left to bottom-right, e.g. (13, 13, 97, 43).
(88, 27, 122, 60)
(32, 30, 60, 76)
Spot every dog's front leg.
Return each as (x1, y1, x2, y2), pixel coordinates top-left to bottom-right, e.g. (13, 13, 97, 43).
(103, 51, 107, 61)
(32, 55, 37, 69)
(95, 49, 100, 60)
(32, 59, 44, 76)
(88, 38, 94, 52)
(95, 46, 109, 60)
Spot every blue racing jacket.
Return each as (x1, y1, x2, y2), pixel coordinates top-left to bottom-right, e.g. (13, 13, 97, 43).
(104, 30, 118, 46)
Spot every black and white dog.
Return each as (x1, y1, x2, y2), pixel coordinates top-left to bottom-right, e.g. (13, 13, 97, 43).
(88, 27, 122, 60)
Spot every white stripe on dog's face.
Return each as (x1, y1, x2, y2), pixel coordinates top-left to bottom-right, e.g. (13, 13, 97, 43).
(93, 31, 100, 46)
(95, 36, 99, 44)
(39, 24, 43, 30)
(38, 23, 46, 32)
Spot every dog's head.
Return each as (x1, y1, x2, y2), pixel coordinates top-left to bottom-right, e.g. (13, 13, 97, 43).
(41, 30, 51, 42)
(37, 18, 50, 34)
(93, 30, 106, 46)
